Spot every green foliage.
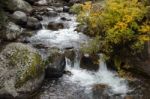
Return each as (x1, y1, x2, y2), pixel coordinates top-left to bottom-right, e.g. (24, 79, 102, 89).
(81, 36, 100, 54)
(70, 4, 83, 14)
(76, 0, 150, 69)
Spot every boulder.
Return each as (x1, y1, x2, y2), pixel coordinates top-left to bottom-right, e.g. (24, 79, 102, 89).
(48, 22, 64, 30)
(80, 54, 99, 71)
(63, 6, 70, 12)
(92, 84, 110, 99)
(5, 0, 33, 13)
(0, 43, 45, 98)
(34, 0, 48, 6)
(25, 0, 39, 5)
(47, 10, 58, 17)
(12, 11, 27, 27)
(26, 17, 42, 30)
(1, 22, 23, 41)
(45, 49, 66, 78)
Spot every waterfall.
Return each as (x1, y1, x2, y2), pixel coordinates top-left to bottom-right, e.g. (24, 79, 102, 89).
(65, 53, 130, 95)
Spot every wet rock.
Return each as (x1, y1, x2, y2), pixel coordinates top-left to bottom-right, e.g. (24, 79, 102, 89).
(47, 10, 58, 17)
(1, 22, 23, 41)
(45, 49, 66, 78)
(12, 11, 27, 27)
(34, 15, 43, 21)
(54, 7, 63, 12)
(69, 0, 81, 5)
(26, 17, 42, 30)
(63, 6, 70, 12)
(61, 17, 71, 21)
(92, 84, 109, 99)
(0, 43, 45, 98)
(48, 22, 64, 30)
(65, 49, 76, 62)
(25, 0, 39, 5)
(35, 0, 48, 6)
(5, 0, 33, 13)
(80, 54, 99, 71)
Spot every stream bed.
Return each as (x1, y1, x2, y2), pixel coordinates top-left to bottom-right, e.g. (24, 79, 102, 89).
(28, 11, 150, 99)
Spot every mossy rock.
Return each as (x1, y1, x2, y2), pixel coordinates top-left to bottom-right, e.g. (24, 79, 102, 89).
(0, 43, 44, 97)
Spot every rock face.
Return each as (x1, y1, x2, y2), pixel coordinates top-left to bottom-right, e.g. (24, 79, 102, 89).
(5, 0, 33, 12)
(45, 49, 66, 78)
(1, 22, 23, 41)
(135, 41, 150, 77)
(0, 43, 45, 98)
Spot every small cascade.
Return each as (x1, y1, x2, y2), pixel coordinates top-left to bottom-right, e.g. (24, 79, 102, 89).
(65, 53, 130, 96)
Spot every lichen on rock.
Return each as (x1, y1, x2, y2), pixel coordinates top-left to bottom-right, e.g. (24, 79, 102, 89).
(0, 43, 44, 97)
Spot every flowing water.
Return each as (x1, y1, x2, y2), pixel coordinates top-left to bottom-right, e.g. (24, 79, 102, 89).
(29, 12, 150, 99)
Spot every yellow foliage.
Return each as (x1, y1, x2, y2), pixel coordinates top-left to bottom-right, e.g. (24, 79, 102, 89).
(139, 24, 150, 33)
(138, 35, 150, 41)
(114, 22, 127, 29)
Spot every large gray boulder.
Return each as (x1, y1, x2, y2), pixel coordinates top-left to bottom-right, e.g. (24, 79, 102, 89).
(5, 0, 33, 12)
(12, 11, 27, 27)
(1, 22, 23, 41)
(0, 43, 45, 98)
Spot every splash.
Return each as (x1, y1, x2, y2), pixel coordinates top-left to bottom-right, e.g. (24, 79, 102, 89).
(65, 54, 129, 95)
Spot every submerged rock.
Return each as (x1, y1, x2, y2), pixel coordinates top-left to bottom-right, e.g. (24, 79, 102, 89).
(92, 84, 110, 99)
(0, 43, 45, 98)
(48, 22, 64, 30)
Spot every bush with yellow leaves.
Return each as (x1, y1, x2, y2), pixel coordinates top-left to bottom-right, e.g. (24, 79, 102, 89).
(72, 0, 150, 68)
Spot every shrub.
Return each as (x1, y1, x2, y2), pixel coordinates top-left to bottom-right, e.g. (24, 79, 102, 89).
(75, 0, 150, 68)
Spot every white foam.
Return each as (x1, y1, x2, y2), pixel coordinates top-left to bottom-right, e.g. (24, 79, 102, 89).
(30, 13, 88, 49)
(65, 55, 129, 95)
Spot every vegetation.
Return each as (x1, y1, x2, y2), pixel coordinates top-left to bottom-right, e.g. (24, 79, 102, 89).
(72, 0, 150, 69)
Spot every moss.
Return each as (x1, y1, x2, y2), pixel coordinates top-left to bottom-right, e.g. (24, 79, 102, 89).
(15, 52, 44, 88)
(4, 46, 44, 88)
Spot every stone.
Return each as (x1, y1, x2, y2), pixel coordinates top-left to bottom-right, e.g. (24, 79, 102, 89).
(80, 54, 99, 71)
(47, 10, 58, 17)
(6, 0, 33, 13)
(45, 49, 66, 78)
(92, 84, 109, 99)
(25, 0, 39, 5)
(1, 22, 23, 41)
(12, 11, 27, 27)
(26, 17, 42, 30)
(60, 17, 71, 21)
(34, 0, 48, 6)
(48, 22, 64, 30)
(0, 43, 45, 98)
(63, 6, 70, 12)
